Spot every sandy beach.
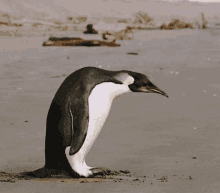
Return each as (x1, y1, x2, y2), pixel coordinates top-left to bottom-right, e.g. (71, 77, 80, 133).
(1, 28, 220, 192)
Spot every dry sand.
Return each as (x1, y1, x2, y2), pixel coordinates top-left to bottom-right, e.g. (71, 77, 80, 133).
(1, 29, 220, 192)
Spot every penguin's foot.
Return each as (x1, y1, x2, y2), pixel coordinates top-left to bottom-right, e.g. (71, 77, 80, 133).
(22, 167, 51, 178)
(72, 163, 93, 177)
(90, 167, 107, 178)
(65, 147, 94, 177)
(90, 167, 120, 178)
(83, 161, 95, 170)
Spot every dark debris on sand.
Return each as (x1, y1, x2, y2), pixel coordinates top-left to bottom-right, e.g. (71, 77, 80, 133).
(119, 170, 130, 174)
(2, 169, 171, 184)
(0, 168, 132, 183)
(157, 176, 168, 182)
(0, 171, 32, 183)
(127, 52, 139, 55)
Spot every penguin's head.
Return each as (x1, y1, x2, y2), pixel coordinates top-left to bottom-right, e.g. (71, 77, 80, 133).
(114, 71, 169, 98)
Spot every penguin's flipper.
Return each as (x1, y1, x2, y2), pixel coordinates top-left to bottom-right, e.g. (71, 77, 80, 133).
(68, 99, 89, 155)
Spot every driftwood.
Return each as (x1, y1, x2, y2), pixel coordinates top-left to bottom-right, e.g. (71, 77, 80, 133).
(48, 37, 83, 41)
(160, 19, 194, 30)
(133, 12, 153, 25)
(43, 37, 120, 47)
(201, 12, 208, 29)
(102, 26, 133, 41)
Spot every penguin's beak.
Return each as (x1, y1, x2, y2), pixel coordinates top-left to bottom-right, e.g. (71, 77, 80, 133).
(139, 85, 169, 98)
(148, 87, 169, 98)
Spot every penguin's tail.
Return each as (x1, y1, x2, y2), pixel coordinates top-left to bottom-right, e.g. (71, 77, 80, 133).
(22, 167, 74, 178)
(22, 167, 50, 178)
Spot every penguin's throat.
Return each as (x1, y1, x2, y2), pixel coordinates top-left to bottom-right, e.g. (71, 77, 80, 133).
(88, 82, 131, 129)
(89, 82, 131, 119)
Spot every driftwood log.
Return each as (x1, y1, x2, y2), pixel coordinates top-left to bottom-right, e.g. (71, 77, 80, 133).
(160, 19, 194, 30)
(43, 37, 120, 47)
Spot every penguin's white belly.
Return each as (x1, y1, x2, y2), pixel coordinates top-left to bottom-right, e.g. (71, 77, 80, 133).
(65, 82, 131, 177)
(83, 82, 131, 156)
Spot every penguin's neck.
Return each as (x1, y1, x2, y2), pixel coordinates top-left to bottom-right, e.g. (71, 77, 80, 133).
(89, 82, 131, 114)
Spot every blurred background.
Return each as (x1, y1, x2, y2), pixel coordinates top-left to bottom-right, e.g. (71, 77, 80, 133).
(1, 0, 220, 37)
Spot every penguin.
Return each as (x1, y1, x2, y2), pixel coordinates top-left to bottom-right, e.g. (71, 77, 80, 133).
(29, 66, 168, 178)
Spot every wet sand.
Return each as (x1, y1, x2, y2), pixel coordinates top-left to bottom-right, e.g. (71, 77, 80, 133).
(0, 29, 220, 192)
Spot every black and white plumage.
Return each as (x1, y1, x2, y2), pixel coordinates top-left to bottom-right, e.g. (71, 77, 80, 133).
(31, 66, 168, 178)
